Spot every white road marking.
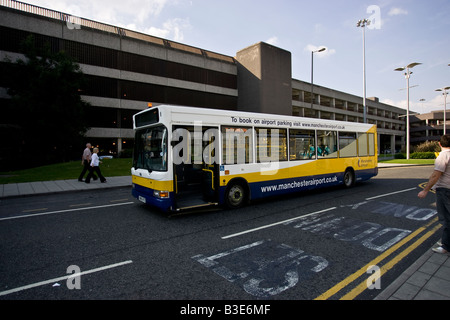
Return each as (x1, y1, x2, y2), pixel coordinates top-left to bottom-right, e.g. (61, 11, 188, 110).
(221, 187, 419, 240)
(193, 240, 329, 297)
(0, 260, 133, 297)
(221, 207, 337, 239)
(0, 202, 134, 221)
(365, 187, 417, 200)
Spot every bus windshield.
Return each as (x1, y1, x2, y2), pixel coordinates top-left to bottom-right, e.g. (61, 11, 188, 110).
(133, 125, 167, 172)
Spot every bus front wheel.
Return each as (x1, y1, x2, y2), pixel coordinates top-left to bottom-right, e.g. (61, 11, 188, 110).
(225, 182, 247, 209)
(343, 168, 355, 188)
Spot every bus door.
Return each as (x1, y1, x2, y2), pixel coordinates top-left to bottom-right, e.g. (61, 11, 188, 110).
(172, 125, 219, 210)
(202, 127, 219, 202)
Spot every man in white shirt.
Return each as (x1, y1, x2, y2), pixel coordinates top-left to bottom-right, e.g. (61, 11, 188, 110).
(85, 147, 106, 183)
(418, 134, 450, 254)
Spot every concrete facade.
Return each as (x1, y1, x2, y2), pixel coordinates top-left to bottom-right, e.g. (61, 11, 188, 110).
(236, 42, 292, 115)
(292, 81, 406, 153)
(0, 3, 238, 155)
(411, 110, 449, 144)
(0, 1, 408, 156)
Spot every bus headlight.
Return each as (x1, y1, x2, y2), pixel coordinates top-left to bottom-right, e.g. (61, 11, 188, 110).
(153, 190, 170, 199)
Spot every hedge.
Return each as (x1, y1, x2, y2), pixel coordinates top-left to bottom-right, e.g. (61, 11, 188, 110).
(410, 152, 437, 159)
(394, 152, 436, 159)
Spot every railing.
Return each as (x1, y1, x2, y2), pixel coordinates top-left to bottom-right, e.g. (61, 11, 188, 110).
(1, 0, 62, 19)
(0, 0, 235, 63)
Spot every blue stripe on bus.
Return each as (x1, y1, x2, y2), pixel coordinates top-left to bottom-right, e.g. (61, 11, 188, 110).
(134, 167, 377, 210)
(249, 172, 342, 200)
(220, 168, 378, 202)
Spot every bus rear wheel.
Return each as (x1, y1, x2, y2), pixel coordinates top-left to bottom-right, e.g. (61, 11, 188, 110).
(343, 168, 355, 188)
(225, 182, 247, 209)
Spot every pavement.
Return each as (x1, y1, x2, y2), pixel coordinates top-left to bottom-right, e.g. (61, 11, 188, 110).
(374, 163, 450, 300)
(0, 163, 449, 300)
(0, 175, 132, 198)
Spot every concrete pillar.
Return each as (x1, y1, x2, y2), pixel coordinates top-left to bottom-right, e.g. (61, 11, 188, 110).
(390, 135, 395, 154)
(377, 133, 381, 154)
(117, 138, 122, 156)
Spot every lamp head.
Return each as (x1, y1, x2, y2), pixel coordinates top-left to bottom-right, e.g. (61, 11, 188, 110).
(406, 62, 422, 69)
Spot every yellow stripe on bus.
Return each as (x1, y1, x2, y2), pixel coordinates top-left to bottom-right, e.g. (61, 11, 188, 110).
(132, 175, 174, 192)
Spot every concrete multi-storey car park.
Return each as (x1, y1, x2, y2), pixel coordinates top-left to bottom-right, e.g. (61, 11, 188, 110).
(0, 0, 408, 157)
(410, 110, 449, 145)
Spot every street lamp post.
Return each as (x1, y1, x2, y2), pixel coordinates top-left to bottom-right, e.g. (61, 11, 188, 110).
(395, 62, 422, 160)
(436, 87, 450, 135)
(357, 19, 370, 123)
(311, 47, 326, 110)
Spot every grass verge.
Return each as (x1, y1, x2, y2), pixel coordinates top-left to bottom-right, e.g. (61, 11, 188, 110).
(0, 158, 132, 184)
(378, 159, 435, 165)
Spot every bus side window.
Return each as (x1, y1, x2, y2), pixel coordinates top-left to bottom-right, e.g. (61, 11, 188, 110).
(358, 133, 369, 157)
(256, 128, 287, 163)
(368, 133, 375, 156)
(222, 126, 253, 164)
(317, 131, 338, 159)
(289, 129, 315, 160)
(339, 132, 358, 158)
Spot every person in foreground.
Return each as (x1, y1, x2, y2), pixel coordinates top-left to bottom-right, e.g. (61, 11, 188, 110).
(418, 134, 450, 254)
(85, 148, 107, 184)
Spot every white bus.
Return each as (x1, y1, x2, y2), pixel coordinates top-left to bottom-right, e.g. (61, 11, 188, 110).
(132, 105, 378, 212)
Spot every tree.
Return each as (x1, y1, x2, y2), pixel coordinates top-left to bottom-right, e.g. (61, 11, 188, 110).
(1, 35, 90, 168)
(413, 141, 440, 153)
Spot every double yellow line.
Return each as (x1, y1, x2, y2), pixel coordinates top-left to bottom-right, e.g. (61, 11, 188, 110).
(314, 216, 441, 300)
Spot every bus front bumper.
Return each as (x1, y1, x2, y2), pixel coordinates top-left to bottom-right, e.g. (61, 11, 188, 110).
(132, 183, 174, 212)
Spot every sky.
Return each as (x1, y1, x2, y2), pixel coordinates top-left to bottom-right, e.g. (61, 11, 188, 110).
(20, 0, 450, 114)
